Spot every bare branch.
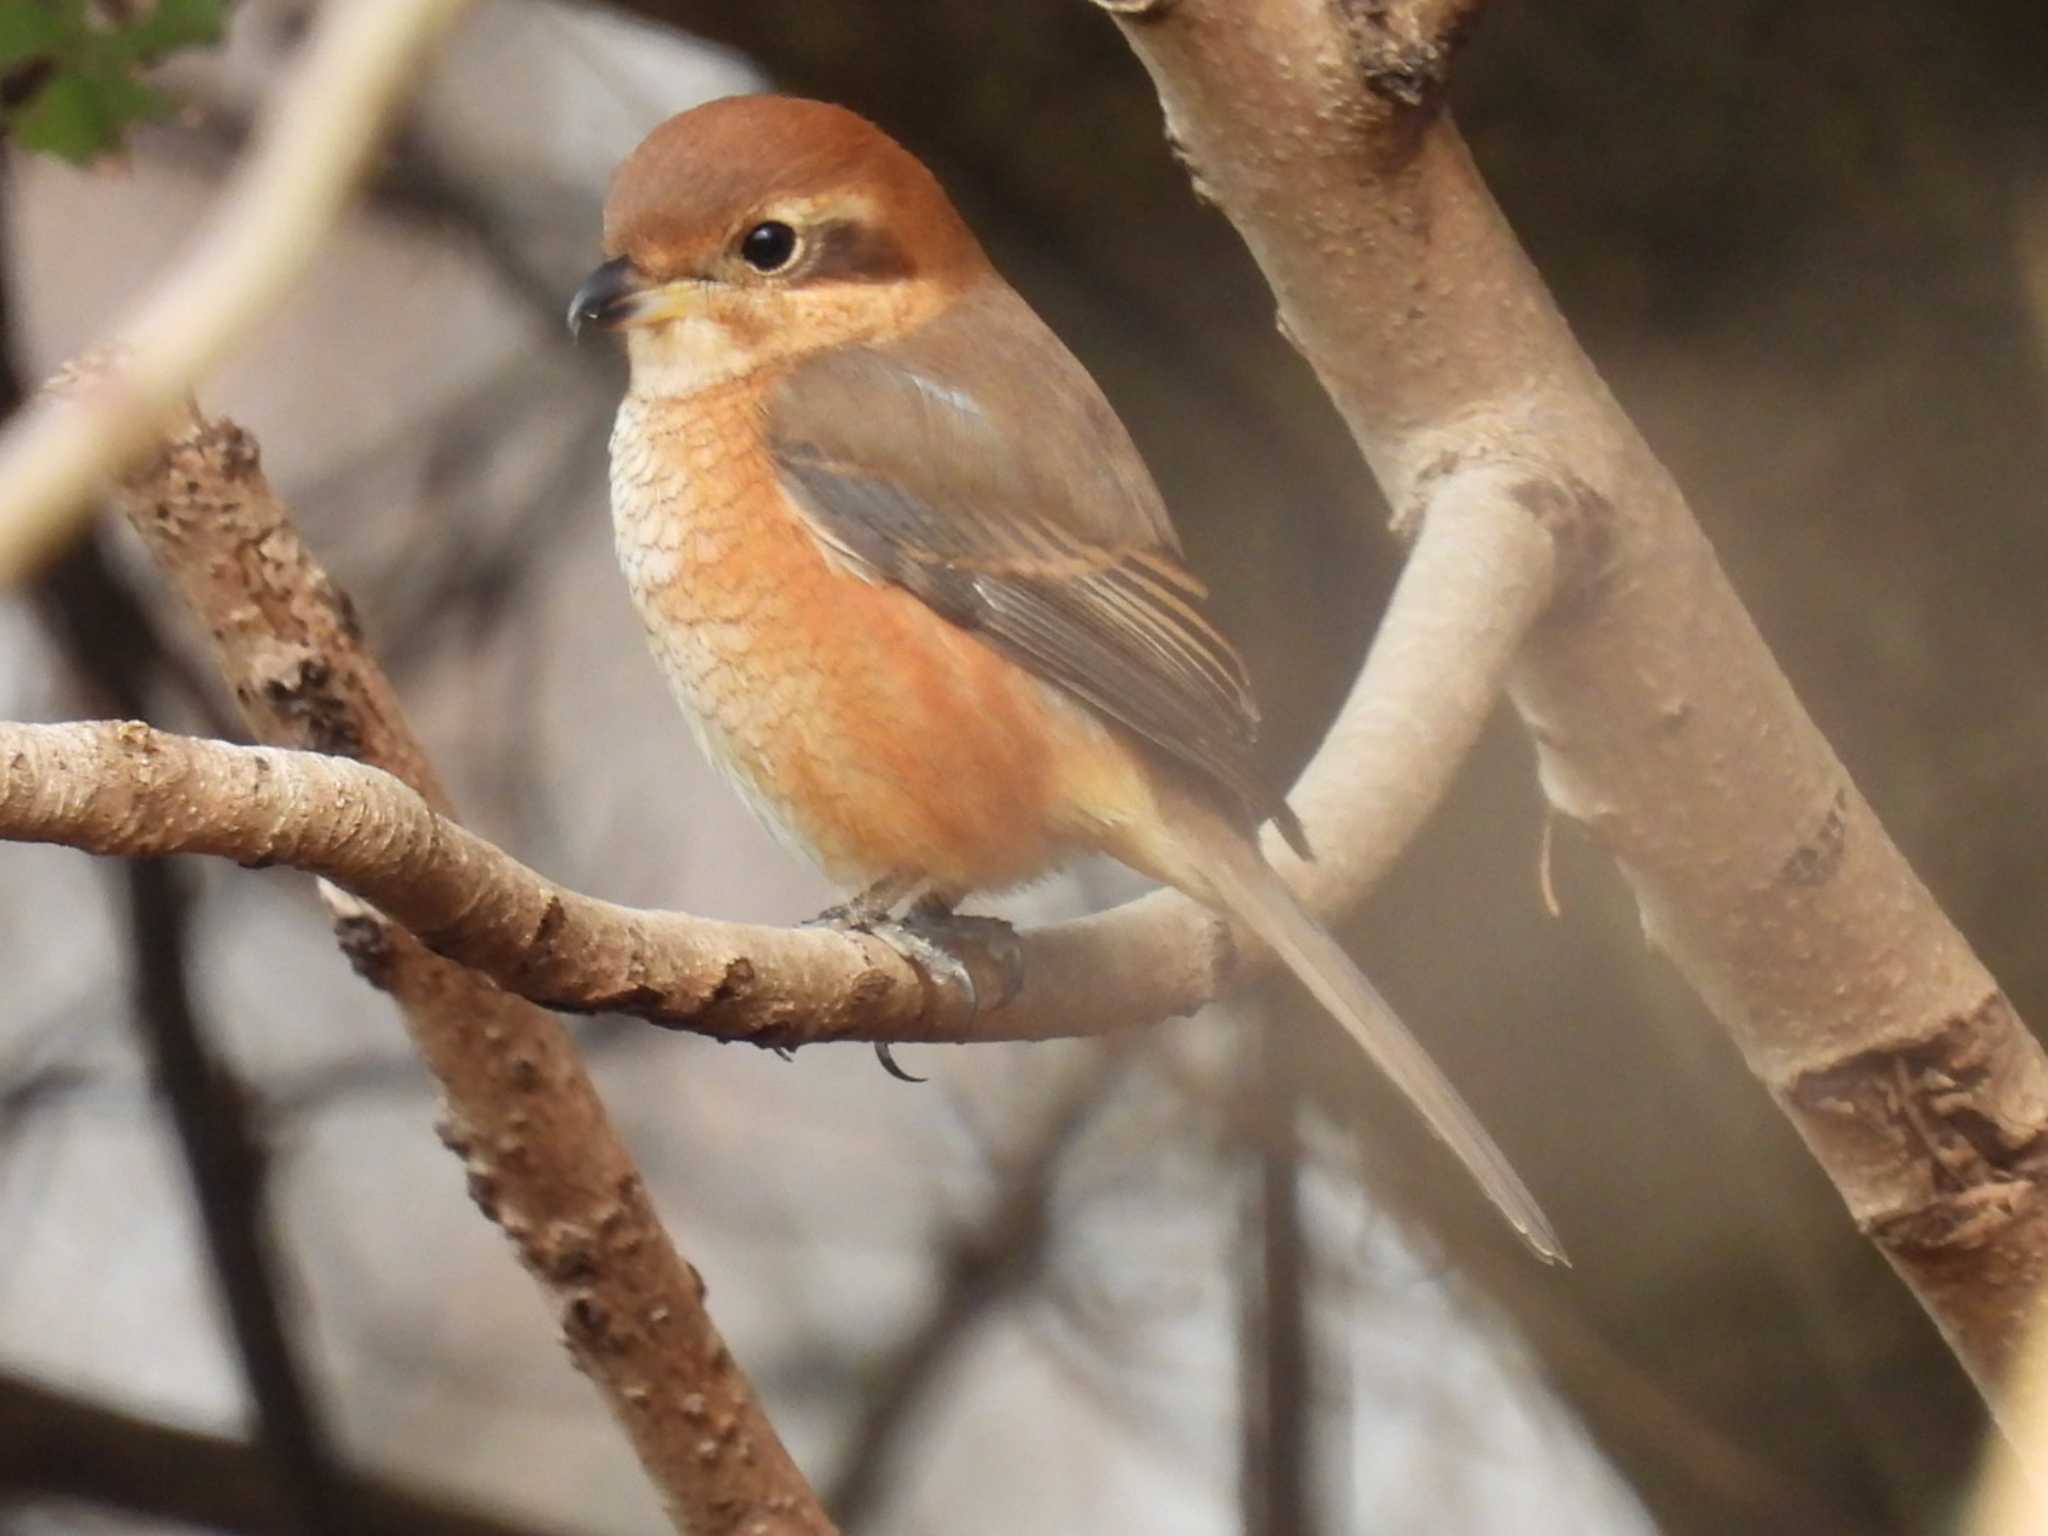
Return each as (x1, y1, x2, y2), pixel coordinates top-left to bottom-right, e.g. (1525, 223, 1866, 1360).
(0, 373, 1561, 1527)
(38, 537, 348, 1531)
(0, 715, 957, 1044)
(0, 0, 473, 585)
(1093, 0, 2048, 1407)
(1238, 1005, 1318, 1536)
(21, 255, 346, 1523)
(120, 858, 355, 1533)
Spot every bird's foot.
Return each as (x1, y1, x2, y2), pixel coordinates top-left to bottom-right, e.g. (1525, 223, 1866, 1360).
(804, 894, 1024, 1084)
(895, 897, 1025, 1013)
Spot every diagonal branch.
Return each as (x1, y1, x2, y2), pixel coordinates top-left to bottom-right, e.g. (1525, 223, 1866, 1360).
(1090, 0, 2048, 1410)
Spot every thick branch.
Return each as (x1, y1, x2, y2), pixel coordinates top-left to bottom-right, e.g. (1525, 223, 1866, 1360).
(1093, 0, 2048, 1406)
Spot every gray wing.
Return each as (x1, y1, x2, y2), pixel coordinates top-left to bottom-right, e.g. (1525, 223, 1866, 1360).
(767, 279, 1305, 854)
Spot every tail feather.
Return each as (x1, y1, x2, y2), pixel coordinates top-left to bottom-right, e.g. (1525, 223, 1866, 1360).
(1193, 829, 1565, 1265)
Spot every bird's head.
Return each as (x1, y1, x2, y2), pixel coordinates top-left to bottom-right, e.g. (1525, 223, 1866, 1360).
(569, 95, 987, 397)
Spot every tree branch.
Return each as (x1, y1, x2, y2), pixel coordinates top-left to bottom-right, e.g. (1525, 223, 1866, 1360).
(1090, 0, 2048, 1409)
(0, 715, 950, 1044)
(11, 186, 342, 1529)
(1238, 1006, 1317, 1536)
(0, 0, 474, 585)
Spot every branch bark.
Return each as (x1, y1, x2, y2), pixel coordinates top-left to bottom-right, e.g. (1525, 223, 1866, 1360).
(1090, 0, 2048, 1409)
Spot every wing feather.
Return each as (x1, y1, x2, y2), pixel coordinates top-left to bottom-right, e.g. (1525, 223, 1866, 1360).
(769, 280, 1306, 855)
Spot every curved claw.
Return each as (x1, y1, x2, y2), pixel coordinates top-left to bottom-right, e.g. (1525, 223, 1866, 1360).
(873, 1042, 928, 1084)
(913, 911, 1024, 1011)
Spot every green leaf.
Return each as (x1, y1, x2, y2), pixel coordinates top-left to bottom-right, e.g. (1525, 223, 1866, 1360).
(12, 64, 167, 163)
(2, 0, 227, 162)
(12, 72, 106, 162)
(114, 0, 226, 62)
(0, 9, 66, 67)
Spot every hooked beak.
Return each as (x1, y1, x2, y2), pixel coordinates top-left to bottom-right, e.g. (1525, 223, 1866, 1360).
(567, 256, 647, 339)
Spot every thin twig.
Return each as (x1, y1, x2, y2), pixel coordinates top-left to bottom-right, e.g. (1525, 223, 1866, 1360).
(1238, 1003, 1316, 1536)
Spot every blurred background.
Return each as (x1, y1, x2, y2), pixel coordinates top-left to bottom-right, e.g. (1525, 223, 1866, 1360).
(3, 1, 2045, 1531)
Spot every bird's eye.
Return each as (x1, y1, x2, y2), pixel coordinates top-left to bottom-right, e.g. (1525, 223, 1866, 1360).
(739, 221, 799, 273)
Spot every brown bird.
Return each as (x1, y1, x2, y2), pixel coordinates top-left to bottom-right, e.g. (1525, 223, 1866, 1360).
(571, 95, 1560, 1262)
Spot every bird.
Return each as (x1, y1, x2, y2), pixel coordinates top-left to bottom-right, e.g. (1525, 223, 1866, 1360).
(569, 94, 1560, 1263)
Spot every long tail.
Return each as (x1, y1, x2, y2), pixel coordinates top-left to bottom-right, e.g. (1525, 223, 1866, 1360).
(1176, 814, 1565, 1264)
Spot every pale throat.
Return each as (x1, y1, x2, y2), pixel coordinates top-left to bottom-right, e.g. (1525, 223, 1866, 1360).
(623, 313, 770, 398)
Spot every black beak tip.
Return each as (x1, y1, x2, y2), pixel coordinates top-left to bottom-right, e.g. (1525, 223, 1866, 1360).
(567, 256, 639, 342)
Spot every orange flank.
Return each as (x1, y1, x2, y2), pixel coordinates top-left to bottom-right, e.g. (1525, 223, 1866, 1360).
(609, 378, 1156, 896)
